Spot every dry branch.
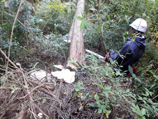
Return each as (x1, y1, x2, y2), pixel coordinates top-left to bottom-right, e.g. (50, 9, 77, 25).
(6, 0, 24, 73)
(16, 105, 27, 119)
(0, 49, 19, 69)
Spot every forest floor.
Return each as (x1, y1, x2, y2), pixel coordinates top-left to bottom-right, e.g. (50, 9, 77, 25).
(0, 47, 140, 119)
(0, 48, 105, 119)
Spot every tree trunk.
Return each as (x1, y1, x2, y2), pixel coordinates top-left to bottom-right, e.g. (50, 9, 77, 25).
(67, 0, 85, 69)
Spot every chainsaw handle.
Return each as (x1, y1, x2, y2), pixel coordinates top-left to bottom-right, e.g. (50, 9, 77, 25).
(104, 52, 114, 64)
(104, 52, 110, 61)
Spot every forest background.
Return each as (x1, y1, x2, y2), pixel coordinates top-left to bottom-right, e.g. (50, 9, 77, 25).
(0, 0, 158, 119)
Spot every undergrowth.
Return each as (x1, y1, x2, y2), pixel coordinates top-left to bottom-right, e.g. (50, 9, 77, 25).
(75, 55, 158, 118)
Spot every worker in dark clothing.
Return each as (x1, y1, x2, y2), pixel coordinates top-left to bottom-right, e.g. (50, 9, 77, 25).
(105, 18, 148, 74)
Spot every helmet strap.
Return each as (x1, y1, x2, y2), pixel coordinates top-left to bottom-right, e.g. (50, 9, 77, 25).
(132, 28, 143, 37)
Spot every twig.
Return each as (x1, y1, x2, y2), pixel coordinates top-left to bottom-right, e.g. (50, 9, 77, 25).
(17, 70, 50, 118)
(54, 79, 63, 119)
(6, 0, 24, 74)
(137, 66, 149, 73)
(39, 88, 61, 104)
(21, 72, 37, 119)
(0, 87, 12, 90)
(16, 105, 27, 119)
(154, 68, 158, 73)
(100, 112, 104, 119)
(0, 49, 19, 69)
(42, 12, 56, 31)
(26, 79, 59, 102)
(101, 22, 108, 53)
(57, 79, 63, 99)
(34, 103, 49, 118)
(18, 83, 46, 99)
(152, 94, 158, 100)
(29, 80, 55, 91)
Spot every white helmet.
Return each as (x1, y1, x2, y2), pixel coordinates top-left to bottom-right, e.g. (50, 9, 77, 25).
(130, 18, 147, 33)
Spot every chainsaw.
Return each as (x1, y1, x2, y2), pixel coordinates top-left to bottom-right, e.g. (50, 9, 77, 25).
(85, 49, 113, 64)
(85, 49, 104, 59)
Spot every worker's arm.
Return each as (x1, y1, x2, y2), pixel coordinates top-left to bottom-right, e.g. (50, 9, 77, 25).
(109, 41, 131, 65)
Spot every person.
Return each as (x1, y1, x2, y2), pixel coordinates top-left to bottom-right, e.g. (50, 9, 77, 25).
(105, 18, 148, 75)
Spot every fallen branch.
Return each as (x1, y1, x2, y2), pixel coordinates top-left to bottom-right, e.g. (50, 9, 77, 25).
(57, 79, 63, 99)
(0, 49, 19, 69)
(34, 103, 49, 118)
(29, 80, 55, 91)
(39, 88, 61, 104)
(6, 0, 24, 73)
(0, 87, 12, 90)
(16, 105, 27, 119)
(53, 79, 63, 119)
(18, 83, 46, 100)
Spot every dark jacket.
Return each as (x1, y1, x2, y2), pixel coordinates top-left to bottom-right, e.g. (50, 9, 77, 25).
(110, 35, 146, 71)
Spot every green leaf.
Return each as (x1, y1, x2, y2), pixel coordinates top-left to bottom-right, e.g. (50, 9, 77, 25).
(135, 77, 142, 83)
(94, 94, 99, 100)
(77, 92, 82, 97)
(105, 92, 109, 98)
(42, 99, 47, 104)
(80, 86, 85, 90)
(11, 87, 20, 94)
(74, 87, 79, 91)
(105, 98, 109, 104)
(74, 81, 85, 91)
(96, 101, 101, 107)
(23, 84, 29, 89)
(95, 83, 104, 89)
(107, 16, 111, 21)
(82, 93, 89, 100)
(128, 65, 142, 83)
(115, 104, 120, 106)
(104, 86, 111, 90)
(81, 12, 84, 18)
(89, 103, 98, 107)
(74, 92, 77, 96)
(30, 62, 39, 70)
(80, 21, 85, 30)
(105, 110, 111, 118)
(132, 105, 142, 116)
(115, 70, 122, 76)
(98, 108, 102, 113)
(83, 20, 91, 29)
(126, 89, 130, 92)
(146, 98, 153, 104)
(76, 16, 84, 21)
(141, 108, 146, 115)
(128, 65, 133, 75)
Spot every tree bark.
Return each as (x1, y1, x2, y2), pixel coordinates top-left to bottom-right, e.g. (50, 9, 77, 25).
(67, 0, 85, 68)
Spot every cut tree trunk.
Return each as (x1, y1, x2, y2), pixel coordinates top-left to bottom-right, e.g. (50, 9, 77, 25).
(67, 0, 85, 69)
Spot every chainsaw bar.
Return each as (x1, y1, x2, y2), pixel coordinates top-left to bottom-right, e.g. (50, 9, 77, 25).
(85, 49, 104, 60)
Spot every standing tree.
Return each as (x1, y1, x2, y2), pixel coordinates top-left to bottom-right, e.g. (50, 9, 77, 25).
(67, 0, 85, 69)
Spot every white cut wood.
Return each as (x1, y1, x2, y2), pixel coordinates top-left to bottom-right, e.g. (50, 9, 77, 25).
(54, 65, 65, 70)
(51, 69, 75, 83)
(30, 70, 49, 81)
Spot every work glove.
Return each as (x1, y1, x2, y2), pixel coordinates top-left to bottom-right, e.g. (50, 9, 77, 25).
(104, 52, 110, 62)
(126, 66, 138, 77)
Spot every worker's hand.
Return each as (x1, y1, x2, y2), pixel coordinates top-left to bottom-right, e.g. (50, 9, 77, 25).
(104, 52, 110, 62)
(109, 49, 114, 54)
